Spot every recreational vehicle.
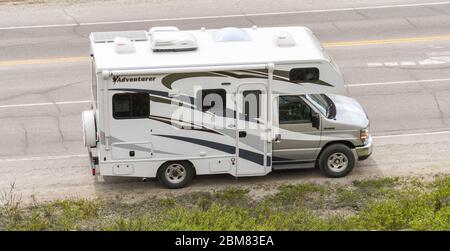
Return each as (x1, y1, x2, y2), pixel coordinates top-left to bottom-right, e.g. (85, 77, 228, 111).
(82, 26, 372, 188)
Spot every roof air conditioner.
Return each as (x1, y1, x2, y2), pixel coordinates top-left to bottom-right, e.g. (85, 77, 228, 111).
(150, 31, 198, 52)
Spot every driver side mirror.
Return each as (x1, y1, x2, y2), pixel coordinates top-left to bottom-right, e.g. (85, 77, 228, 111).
(311, 111, 320, 129)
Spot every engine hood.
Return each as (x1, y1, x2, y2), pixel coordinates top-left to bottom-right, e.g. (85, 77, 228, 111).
(327, 94, 369, 129)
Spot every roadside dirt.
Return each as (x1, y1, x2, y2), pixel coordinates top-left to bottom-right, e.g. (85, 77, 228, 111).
(2, 135, 450, 205)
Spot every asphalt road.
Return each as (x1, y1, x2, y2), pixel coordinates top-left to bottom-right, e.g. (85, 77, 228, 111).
(0, 0, 450, 202)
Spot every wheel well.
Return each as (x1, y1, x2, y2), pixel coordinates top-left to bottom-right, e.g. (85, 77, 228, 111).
(323, 140, 355, 150)
(158, 160, 196, 175)
(316, 141, 355, 163)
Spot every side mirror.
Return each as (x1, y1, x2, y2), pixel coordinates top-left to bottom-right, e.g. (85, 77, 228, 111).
(311, 111, 320, 129)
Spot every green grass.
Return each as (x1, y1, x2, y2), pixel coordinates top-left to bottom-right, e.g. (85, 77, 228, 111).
(1, 175, 449, 230)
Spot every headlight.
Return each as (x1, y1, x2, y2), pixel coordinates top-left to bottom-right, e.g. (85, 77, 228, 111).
(360, 128, 369, 142)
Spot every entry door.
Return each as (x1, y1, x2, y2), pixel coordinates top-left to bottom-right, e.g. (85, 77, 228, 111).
(235, 83, 271, 175)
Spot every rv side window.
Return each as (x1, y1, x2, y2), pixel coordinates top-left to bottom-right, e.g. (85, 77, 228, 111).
(279, 95, 312, 124)
(200, 89, 226, 116)
(243, 90, 261, 121)
(113, 93, 149, 119)
(289, 68, 319, 83)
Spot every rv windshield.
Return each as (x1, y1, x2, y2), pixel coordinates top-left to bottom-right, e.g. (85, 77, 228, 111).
(305, 94, 334, 118)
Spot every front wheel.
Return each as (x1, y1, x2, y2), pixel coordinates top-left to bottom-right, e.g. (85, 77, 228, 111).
(157, 161, 194, 189)
(318, 144, 355, 178)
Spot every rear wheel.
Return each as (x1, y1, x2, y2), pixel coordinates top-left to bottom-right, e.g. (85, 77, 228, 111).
(157, 161, 194, 189)
(318, 144, 355, 178)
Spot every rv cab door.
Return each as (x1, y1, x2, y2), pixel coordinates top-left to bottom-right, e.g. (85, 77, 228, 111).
(235, 83, 271, 176)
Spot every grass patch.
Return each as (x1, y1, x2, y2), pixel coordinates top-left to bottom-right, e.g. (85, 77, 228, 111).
(353, 177, 400, 189)
(1, 175, 449, 230)
(267, 183, 327, 209)
(336, 187, 361, 209)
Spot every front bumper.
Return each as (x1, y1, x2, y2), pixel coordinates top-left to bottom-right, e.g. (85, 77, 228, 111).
(355, 135, 373, 160)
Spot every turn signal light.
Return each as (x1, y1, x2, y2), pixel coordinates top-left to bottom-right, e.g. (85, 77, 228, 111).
(360, 128, 369, 142)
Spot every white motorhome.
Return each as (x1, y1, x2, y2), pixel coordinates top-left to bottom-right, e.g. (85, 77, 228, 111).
(83, 26, 372, 188)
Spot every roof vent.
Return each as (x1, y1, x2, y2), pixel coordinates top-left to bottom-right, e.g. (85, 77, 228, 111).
(274, 31, 296, 47)
(148, 26, 179, 36)
(214, 27, 250, 42)
(150, 30, 198, 52)
(113, 37, 135, 53)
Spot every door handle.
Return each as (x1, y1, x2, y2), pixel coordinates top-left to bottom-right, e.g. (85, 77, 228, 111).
(239, 131, 247, 138)
(274, 133, 281, 143)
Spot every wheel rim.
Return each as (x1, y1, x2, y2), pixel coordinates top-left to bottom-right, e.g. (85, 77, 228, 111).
(165, 163, 186, 184)
(327, 153, 348, 172)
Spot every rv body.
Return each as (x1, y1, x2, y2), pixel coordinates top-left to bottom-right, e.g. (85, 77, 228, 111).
(83, 26, 372, 188)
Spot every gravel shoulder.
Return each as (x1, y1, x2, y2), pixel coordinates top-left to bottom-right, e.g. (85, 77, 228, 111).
(2, 134, 449, 205)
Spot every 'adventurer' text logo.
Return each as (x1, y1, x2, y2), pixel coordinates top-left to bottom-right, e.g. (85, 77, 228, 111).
(113, 76, 156, 84)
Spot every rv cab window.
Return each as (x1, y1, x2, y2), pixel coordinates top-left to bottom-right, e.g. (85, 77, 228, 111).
(289, 68, 319, 83)
(113, 93, 150, 119)
(279, 95, 312, 124)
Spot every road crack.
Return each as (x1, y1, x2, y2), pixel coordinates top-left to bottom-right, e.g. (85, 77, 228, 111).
(406, 72, 448, 127)
(21, 124, 28, 155)
(236, 0, 256, 26)
(0, 80, 88, 104)
(404, 17, 418, 28)
(431, 91, 448, 127)
(61, 4, 88, 39)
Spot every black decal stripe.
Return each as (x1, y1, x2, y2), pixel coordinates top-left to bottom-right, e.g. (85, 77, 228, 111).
(239, 148, 266, 166)
(154, 134, 235, 154)
(241, 69, 268, 76)
(241, 70, 291, 82)
(149, 115, 223, 135)
(110, 88, 195, 104)
(148, 116, 173, 126)
(111, 88, 168, 97)
(215, 71, 267, 80)
(162, 72, 223, 90)
(189, 128, 223, 135)
(121, 70, 333, 92)
(149, 96, 171, 104)
(150, 95, 196, 108)
(242, 69, 334, 87)
(155, 135, 269, 166)
(217, 71, 293, 83)
(315, 80, 334, 87)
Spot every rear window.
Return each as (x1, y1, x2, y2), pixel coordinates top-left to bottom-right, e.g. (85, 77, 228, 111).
(113, 93, 149, 119)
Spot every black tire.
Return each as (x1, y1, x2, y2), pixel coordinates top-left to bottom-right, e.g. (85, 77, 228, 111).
(318, 144, 355, 178)
(157, 161, 194, 189)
